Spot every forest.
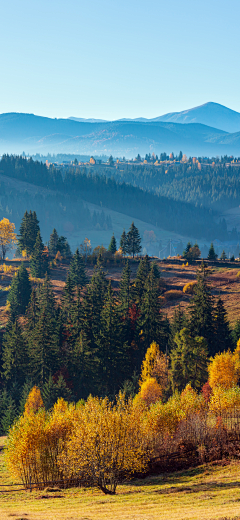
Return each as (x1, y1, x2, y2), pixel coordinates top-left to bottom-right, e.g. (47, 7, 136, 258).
(0, 154, 230, 241)
(2, 211, 240, 493)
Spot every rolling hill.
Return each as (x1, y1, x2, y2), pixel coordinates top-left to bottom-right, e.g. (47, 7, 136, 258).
(0, 110, 240, 156)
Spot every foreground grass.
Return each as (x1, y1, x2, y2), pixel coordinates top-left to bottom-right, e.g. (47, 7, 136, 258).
(1, 442, 240, 520)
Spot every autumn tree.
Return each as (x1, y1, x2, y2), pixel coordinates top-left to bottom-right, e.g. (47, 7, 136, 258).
(0, 218, 17, 260)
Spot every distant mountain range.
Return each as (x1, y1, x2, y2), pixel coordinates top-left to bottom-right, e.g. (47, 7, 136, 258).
(69, 103, 240, 134)
(1, 103, 240, 157)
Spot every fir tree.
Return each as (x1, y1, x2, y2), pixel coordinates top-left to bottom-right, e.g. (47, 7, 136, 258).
(126, 222, 142, 258)
(1, 395, 18, 434)
(137, 264, 167, 362)
(220, 250, 227, 260)
(49, 228, 59, 256)
(2, 318, 29, 386)
(213, 296, 233, 352)
(170, 328, 208, 392)
(42, 375, 72, 410)
(232, 319, 240, 346)
(120, 229, 127, 256)
(8, 262, 31, 316)
(56, 236, 71, 258)
(69, 248, 87, 288)
(189, 262, 215, 355)
(18, 210, 40, 256)
(132, 255, 151, 305)
(208, 242, 218, 261)
(30, 231, 48, 278)
(119, 260, 132, 315)
(96, 281, 129, 396)
(108, 233, 117, 254)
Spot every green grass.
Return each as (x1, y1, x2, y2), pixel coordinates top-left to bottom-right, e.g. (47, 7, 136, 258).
(1, 435, 240, 520)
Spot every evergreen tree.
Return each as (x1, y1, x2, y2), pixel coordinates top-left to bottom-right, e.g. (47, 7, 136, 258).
(132, 255, 151, 305)
(126, 222, 142, 258)
(49, 228, 59, 256)
(108, 233, 117, 254)
(69, 249, 87, 288)
(2, 318, 28, 386)
(137, 264, 167, 362)
(1, 395, 18, 434)
(71, 331, 98, 399)
(96, 281, 129, 396)
(189, 262, 215, 356)
(170, 328, 208, 392)
(220, 250, 227, 260)
(29, 309, 59, 385)
(42, 375, 72, 410)
(56, 236, 71, 258)
(120, 229, 127, 256)
(7, 263, 31, 316)
(18, 210, 40, 256)
(169, 305, 188, 350)
(119, 260, 132, 315)
(208, 242, 218, 261)
(30, 231, 48, 278)
(213, 297, 233, 352)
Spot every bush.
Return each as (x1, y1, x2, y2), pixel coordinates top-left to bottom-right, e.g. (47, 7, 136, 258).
(183, 281, 197, 294)
(164, 290, 182, 301)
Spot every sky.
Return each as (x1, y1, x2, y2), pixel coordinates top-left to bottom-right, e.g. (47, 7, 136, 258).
(1, 0, 240, 120)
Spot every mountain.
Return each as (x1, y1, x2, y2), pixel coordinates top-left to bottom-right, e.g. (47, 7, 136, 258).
(0, 111, 239, 157)
(69, 103, 240, 133)
(69, 117, 107, 123)
(150, 102, 240, 133)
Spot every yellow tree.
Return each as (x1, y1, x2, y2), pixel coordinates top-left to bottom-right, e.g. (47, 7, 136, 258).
(0, 218, 17, 260)
(140, 377, 162, 406)
(208, 351, 238, 390)
(140, 341, 169, 392)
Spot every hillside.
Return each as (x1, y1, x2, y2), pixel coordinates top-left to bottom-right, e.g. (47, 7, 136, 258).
(1, 111, 240, 157)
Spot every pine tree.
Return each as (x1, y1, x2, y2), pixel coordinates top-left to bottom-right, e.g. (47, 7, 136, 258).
(232, 319, 240, 346)
(1, 395, 18, 434)
(18, 210, 40, 256)
(56, 236, 71, 258)
(29, 309, 59, 385)
(49, 228, 59, 256)
(132, 255, 151, 305)
(2, 318, 29, 386)
(208, 242, 218, 261)
(220, 250, 227, 260)
(170, 328, 208, 392)
(119, 260, 132, 315)
(69, 249, 87, 288)
(108, 234, 117, 254)
(7, 263, 31, 316)
(42, 375, 72, 410)
(30, 231, 48, 278)
(96, 281, 129, 396)
(169, 305, 188, 350)
(137, 264, 167, 362)
(126, 222, 142, 258)
(189, 262, 215, 356)
(120, 229, 127, 256)
(213, 296, 233, 353)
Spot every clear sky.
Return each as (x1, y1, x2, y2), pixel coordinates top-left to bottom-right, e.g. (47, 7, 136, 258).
(1, 0, 240, 120)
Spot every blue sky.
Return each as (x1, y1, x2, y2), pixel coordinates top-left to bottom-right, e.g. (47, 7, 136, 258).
(1, 0, 240, 120)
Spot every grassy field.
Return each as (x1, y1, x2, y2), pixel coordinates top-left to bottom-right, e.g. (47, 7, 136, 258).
(1, 431, 240, 520)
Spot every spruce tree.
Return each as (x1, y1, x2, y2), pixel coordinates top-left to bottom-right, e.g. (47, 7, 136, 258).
(18, 210, 40, 256)
(2, 318, 29, 386)
(132, 255, 151, 305)
(56, 236, 71, 258)
(213, 297, 232, 353)
(96, 281, 128, 396)
(108, 234, 117, 254)
(119, 260, 132, 315)
(30, 231, 48, 278)
(208, 242, 218, 261)
(42, 375, 72, 410)
(69, 248, 87, 288)
(126, 222, 142, 258)
(170, 328, 208, 392)
(137, 263, 167, 362)
(220, 250, 227, 260)
(8, 262, 31, 316)
(189, 262, 215, 356)
(120, 229, 127, 256)
(49, 228, 59, 256)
